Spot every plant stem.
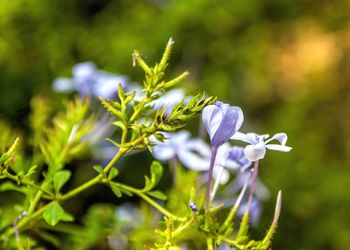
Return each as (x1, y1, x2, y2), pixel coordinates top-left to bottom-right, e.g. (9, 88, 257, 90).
(246, 161, 259, 213)
(237, 161, 259, 238)
(129, 98, 147, 123)
(220, 172, 250, 234)
(61, 147, 127, 201)
(6, 147, 129, 239)
(117, 183, 184, 222)
(206, 145, 219, 211)
(206, 237, 214, 250)
(2, 171, 54, 200)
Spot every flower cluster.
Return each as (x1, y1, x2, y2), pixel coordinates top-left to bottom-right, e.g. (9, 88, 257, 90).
(152, 100, 292, 220)
(53, 61, 129, 99)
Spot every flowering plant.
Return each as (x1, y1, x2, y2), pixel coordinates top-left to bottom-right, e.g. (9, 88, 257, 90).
(0, 39, 291, 250)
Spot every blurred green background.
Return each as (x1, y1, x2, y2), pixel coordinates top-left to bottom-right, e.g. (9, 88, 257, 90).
(1, 0, 350, 249)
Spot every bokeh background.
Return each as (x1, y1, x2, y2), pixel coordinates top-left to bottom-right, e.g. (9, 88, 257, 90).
(1, 0, 350, 249)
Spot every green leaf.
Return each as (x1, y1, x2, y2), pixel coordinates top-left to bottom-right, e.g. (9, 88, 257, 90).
(92, 165, 103, 174)
(0, 137, 19, 166)
(118, 84, 125, 102)
(99, 97, 126, 122)
(42, 201, 74, 226)
(105, 138, 121, 147)
(150, 161, 163, 186)
(53, 170, 71, 194)
(108, 168, 119, 180)
(110, 182, 122, 198)
(142, 161, 163, 192)
(25, 165, 38, 179)
(147, 190, 167, 201)
(0, 181, 27, 194)
(112, 121, 126, 130)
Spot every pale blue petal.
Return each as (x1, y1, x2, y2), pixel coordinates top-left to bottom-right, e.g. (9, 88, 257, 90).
(202, 105, 222, 142)
(177, 150, 210, 171)
(152, 145, 175, 161)
(211, 104, 243, 146)
(72, 61, 97, 82)
(244, 142, 266, 161)
(231, 132, 256, 144)
(177, 139, 211, 170)
(265, 144, 292, 152)
(255, 179, 270, 201)
(233, 106, 244, 131)
(151, 88, 185, 112)
(213, 167, 230, 184)
(52, 77, 75, 93)
(265, 133, 288, 145)
(170, 130, 191, 145)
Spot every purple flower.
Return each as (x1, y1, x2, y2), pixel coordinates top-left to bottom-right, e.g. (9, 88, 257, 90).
(151, 132, 231, 184)
(231, 132, 292, 161)
(202, 101, 243, 210)
(202, 101, 243, 148)
(226, 146, 252, 171)
(53, 61, 129, 100)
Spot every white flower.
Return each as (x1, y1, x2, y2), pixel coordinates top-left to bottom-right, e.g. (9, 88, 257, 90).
(231, 132, 292, 161)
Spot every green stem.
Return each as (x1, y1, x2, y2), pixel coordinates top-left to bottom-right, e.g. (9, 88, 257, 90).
(28, 135, 72, 215)
(6, 147, 129, 239)
(129, 99, 147, 123)
(172, 215, 194, 237)
(61, 147, 127, 201)
(2, 171, 54, 200)
(121, 127, 128, 144)
(5, 202, 51, 239)
(222, 238, 244, 249)
(206, 237, 214, 250)
(220, 172, 250, 234)
(117, 183, 184, 222)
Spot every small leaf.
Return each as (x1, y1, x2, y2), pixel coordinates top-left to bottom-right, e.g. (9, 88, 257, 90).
(25, 165, 38, 179)
(0, 182, 27, 194)
(92, 165, 103, 174)
(105, 138, 121, 147)
(0, 137, 20, 166)
(110, 182, 122, 198)
(118, 84, 125, 102)
(112, 121, 126, 131)
(42, 201, 74, 226)
(147, 190, 167, 201)
(53, 170, 71, 194)
(142, 161, 163, 192)
(150, 161, 163, 187)
(108, 168, 119, 180)
(143, 176, 152, 191)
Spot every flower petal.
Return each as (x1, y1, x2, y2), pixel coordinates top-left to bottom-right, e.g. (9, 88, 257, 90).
(211, 104, 243, 146)
(230, 132, 256, 144)
(73, 61, 97, 82)
(244, 142, 266, 161)
(265, 133, 288, 145)
(213, 167, 230, 184)
(177, 139, 211, 171)
(152, 144, 175, 161)
(202, 105, 222, 143)
(265, 144, 292, 152)
(52, 77, 75, 93)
